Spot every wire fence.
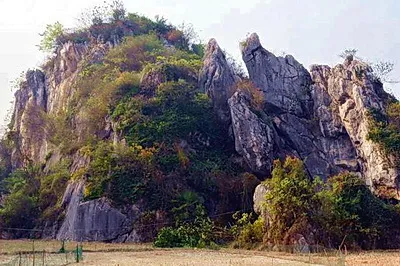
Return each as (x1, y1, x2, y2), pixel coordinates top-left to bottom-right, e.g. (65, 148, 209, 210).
(0, 220, 347, 266)
(0, 238, 348, 266)
(0, 241, 83, 266)
(258, 244, 346, 266)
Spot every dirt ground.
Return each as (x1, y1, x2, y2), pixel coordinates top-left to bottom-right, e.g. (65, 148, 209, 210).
(69, 249, 400, 266)
(345, 250, 400, 266)
(1, 240, 400, 265)
(71, 249, 322, 266)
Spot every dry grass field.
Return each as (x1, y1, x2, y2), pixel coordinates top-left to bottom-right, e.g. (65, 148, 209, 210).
(72, 250, 323, 266)
(1, 240, 400, 265)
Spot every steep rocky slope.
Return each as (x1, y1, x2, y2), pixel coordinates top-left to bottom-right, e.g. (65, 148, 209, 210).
(201, 33, 399, 200)
(7, 41, 126, 240)
(1, 19, 399, 243)
(1, 15, 248, 241)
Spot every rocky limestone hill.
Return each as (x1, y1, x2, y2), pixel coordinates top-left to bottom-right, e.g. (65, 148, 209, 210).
(0, 12, 399, 245)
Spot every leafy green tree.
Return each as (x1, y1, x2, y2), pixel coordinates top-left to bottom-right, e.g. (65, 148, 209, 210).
(154, 192, 215, 248)
(316, 173, 400, 249)
(38, 22, 64, 52)
(264, 157, 317, 244)
(0, 165, 41, 230)
(230, 212, 265, 249)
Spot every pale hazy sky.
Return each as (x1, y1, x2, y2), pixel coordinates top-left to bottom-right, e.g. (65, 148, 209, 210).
(0, 0, 399, 129)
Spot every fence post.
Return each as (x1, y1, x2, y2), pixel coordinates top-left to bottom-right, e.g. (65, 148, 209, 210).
(32, 239, 35, 266)
(42, 250, 45, 266)
(18, 252, 21, 266)
(59, 240, 65, 253)
(80, 243, 83, 261)
(76, 244, 79, 263)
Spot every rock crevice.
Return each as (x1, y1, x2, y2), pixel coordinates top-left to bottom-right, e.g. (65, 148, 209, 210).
(203, 34, 399, 198)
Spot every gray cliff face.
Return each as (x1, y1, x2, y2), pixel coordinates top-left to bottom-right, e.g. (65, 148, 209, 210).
(237, 33, 358, 178)
(45, 42, 88, 114)
(12, 70, 47, 168)
(242, 33, 313, 118)
(311, 60, 399, 198)
(9, 41, 138, 241)
(228, 92, 276, 174)
(11, 41, 112, 167)
(199, 39, 238, 122)
(203, 34, 399, 199)
(57, 181, 142, 242)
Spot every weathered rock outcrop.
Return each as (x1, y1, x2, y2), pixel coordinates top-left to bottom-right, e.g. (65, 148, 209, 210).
(253, 184, 268, 218)
(242, 33, 313, 118)
(11, 70, 48, 168)
(202, 34, 399, 199)
(8, 41, 130, 241)
(199, 39, 238, 122)
(10, 41, 112, 168)
(57, 181, 141, 242)
(228, 92, 276, 174)
(235, 33, 358, 178)
(311, 59, 399, 198)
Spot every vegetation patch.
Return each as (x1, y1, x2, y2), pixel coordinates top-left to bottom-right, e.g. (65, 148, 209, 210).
(367, 101, 400, 160)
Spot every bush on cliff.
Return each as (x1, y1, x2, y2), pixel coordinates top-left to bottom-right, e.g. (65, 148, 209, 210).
(38, 22, 64, 52)
(256, 157, 400, 250)
(367, 102, 400, 162)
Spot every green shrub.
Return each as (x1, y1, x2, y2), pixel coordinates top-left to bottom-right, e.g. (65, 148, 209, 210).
(316, 173, 400, 249)
(260, 156, 400, 249)
(0, 165, 41, 230)
(116, 80, 220, 147)
(154, 203, 215, 248)
(83, 142, 162, 206)
(0, 159, 72, 230)
(37, 160, 71, 217)
(153, 227, 183, 247)
(38, 22, 64, 52)
(105, 34, 164, 71)
(191, 43, 205, 58)
(231, 212, 265, 249)
(264, 157, 318, 244)
(367, 103, 400, 159)
(126, 13, 156, 34)
(0, 190, 37, 230)
(45, 112, 78, 154)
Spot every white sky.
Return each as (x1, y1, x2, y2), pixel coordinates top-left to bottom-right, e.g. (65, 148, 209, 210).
(0, 0, 399, 130)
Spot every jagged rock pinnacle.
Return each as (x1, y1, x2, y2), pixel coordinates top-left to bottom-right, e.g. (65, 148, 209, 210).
(199, 38, 238, 123)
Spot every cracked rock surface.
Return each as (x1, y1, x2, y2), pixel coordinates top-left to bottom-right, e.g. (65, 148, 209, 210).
(199, 39, 239, 123)
(203, 33, 399, 199)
